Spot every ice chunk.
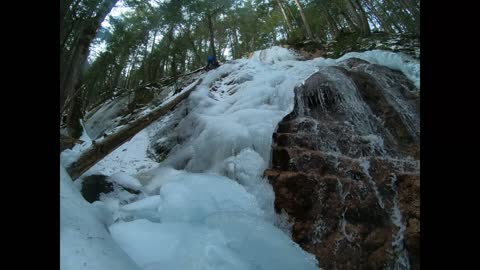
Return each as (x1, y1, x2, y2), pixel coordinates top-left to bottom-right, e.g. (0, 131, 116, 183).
(205, 213, 319, 269)
(120, 195, 163, 222)
(251, 46, 298, 64)
(110, 215, 319, 270)
(122, 195, 162, 212)
(108, 172, 143, 191)
(141, 166, 185, 194)
(156, 170, 264, 222)
(110, 219, 250, 270)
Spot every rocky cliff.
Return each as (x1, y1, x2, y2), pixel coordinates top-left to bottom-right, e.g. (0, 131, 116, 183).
(265, 57, 420, 270)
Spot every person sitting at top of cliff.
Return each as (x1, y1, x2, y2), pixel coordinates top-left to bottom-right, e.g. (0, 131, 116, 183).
(206, 55, 219, 70)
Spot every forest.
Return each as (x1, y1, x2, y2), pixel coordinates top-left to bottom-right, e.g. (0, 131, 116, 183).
(60, 0, 419, 139)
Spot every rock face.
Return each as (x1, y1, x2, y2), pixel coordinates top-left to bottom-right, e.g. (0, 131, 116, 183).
(265, 58, 419, 270)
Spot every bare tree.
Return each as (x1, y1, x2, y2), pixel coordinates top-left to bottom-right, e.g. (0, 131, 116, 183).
(293, 0, 314, 40)
(275, 0, 293, 33)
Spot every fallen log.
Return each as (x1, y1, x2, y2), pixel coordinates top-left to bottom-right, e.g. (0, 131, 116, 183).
(66, 78, 203, 180)
(179, 66, 206, 78)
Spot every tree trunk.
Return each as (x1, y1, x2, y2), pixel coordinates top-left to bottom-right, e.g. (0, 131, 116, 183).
(227, 33, 235, 59)
(343, 0, 369, 36)
(275, 0, 293, 33)
(378, 0, 405, 33)
(61, 83, 85, 117)
(170, 52, 177, 80)
(340, 10, 358, 31)
(140, 38, 150, 81)
(393, 0, 419, 33)
(60, 0, 119, 113)
(207, 13, 217, 59)
(113, 54, 129, 89)
(189, 38, 201, 69)
(370, 1, 402, 33)
(157, 58, 165, 79)
(364, 0, 394, 33)
(60, 26, 86, 114)
(325, 9, 340, 38)
(351, 0, 371, 35)
(398, 0, 419, 20)
(145, 29, 158, 81)
(60, 0, 82, 50)
(232, 27, 240, 58)
(60, 0, 66, 41)
(66, 86, 84, 139)
(66, 78, 203, 180)
(293, 0, 314, 40)
(150, 29, 158, 54)
(180, 51, 186, 73)
(124, 48, 140, 89)
(61, 16, 79, 51)
(284, 1, 301, 29)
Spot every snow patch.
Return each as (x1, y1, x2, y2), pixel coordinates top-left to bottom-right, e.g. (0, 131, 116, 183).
(337, 49, 420, 89)
(251, 46, 299, 64)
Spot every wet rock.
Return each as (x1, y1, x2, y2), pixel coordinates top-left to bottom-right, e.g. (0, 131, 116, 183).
(80, 174, 113, 203)
(397, 173, 420, 270)
(265, 59, 419, 269)
(80, 174, 142, 203)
